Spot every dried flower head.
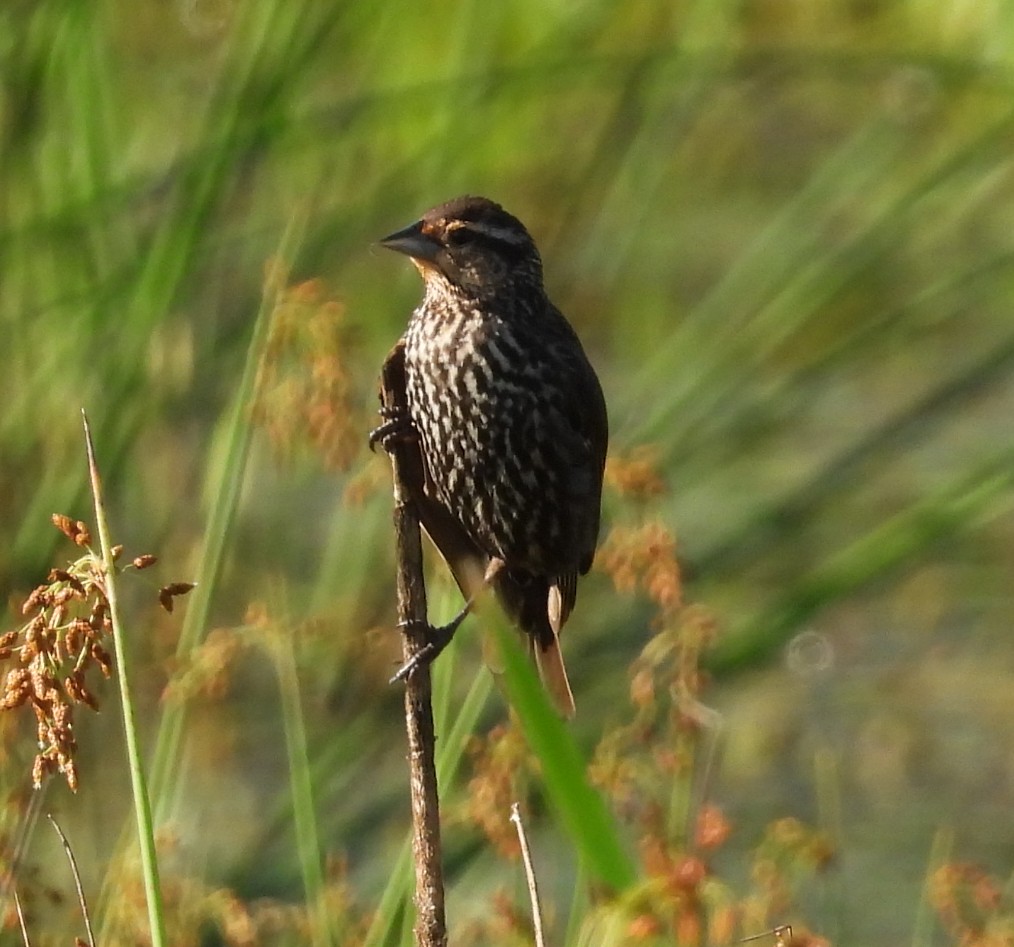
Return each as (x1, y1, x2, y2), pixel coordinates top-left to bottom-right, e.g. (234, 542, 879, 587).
(457, 723, 532, 859)
(51, 514, 92, 547)
(931, 862, 1012, 945)
(596, 521, 683, 618)
(161, 626, 246, 705)
(0, 515, 188, 791)
(604, 445, 668, 503)
(1, 525, 107, 790)
(252, 277, 365, 472)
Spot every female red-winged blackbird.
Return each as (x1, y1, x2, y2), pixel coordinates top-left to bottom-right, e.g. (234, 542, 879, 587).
(374, 196, 608, 717)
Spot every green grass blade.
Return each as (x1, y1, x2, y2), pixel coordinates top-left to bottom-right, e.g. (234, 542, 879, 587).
(711, 445, 1014, 671)
(83, 413, 167, 947)
(148, 210, 306, 814)
(493, 623, 636, 891)
(274, 633, 335, 947)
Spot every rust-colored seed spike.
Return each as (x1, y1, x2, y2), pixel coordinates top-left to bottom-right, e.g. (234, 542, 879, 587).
(50, 514, 92, 547)
(51, 513, 76, 539)
(22, 585, 51, 615)
(377, 196, 608, 716)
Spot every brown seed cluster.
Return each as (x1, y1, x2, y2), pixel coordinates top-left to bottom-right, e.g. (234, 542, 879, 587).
(460, 723, 532, 860)
(931, 862, 1013, 946)
(252, 276, 364, 474)
(596, 521, 683, 620)
(589, 497, 835, 943)
(604, 446, 668, 504)
(0, 514, 187, 792)
(1, 518, 117, 790)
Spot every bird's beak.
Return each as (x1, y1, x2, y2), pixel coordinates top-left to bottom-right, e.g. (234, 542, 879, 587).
(379, 220, 441, 264)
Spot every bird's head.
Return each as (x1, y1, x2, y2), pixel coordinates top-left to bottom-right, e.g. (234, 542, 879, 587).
(380, 196, 544, 300)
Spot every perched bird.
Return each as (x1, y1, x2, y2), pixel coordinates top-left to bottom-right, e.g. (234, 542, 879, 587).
(373, 196, 608, 716)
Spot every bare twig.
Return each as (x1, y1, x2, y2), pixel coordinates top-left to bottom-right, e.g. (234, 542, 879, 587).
(378, 346, 447, 947)
(13, 888, 31, 946)
(740, 924, 792, 945)
(510, 802, 546, 947)
(47, 813, 95, 947)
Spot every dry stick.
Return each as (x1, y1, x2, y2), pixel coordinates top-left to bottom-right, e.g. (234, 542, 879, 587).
(13, 889, 30, 946)
(740, 925, 793, 945)
(379, 352, 447, 947)
(47, 814, 96, 947)
(510, 802, 546, 947)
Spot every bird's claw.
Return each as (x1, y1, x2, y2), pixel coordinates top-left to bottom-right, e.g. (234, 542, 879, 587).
(389, 640, 439, 684)
(368, 406, 417, 454)
(389, 611, 469, 684)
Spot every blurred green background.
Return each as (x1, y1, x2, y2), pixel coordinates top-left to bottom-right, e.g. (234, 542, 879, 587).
(2, 1, 1014, 944)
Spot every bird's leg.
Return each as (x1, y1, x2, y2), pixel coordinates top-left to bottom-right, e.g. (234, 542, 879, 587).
(389, 558, 505, 684)
(369, 405, 417, 453)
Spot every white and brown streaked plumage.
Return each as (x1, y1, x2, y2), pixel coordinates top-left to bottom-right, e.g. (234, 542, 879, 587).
(376, 196, 608, 716)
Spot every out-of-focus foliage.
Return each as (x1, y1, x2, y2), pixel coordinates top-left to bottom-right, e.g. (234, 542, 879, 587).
(2, 1, 1013, 944)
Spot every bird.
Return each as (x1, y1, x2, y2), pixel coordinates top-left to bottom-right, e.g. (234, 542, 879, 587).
(372, 195, 608, 717)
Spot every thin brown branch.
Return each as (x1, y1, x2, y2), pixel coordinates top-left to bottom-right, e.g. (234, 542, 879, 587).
(739, 925, 793, 945)
(47, 813, 95, 947)
(510, 802, 546, 947)
(379, 346, 447, 947)
(13, 888, 30, 946)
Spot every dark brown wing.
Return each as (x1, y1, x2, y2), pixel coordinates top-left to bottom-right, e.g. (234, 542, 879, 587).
(542, 307, 609, 626)
(562, 329, 609, 576)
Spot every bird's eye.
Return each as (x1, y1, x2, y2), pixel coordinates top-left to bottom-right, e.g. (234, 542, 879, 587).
(445, 227, 474, 247)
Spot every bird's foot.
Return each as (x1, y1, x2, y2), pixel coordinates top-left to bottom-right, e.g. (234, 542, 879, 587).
(389, 607, 471, 684)
(368, 406, 417, 453)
